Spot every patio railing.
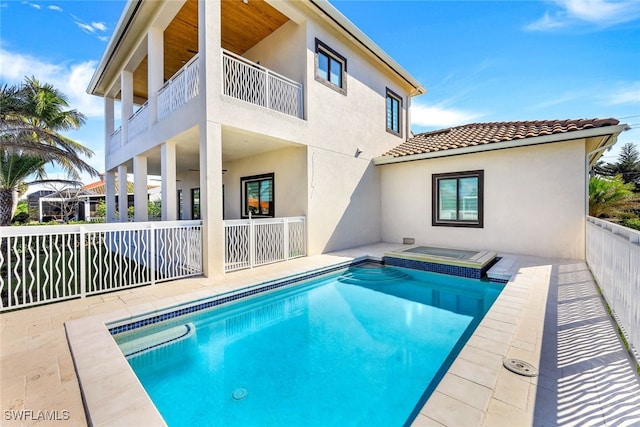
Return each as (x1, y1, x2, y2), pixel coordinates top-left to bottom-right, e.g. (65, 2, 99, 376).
(128, 101, 149, 140)
(586, 216, 640, 362)
(222, 49, 304, 119)
(224, 216, 306, 272)
(0, 221, 202, 311)
(158, 54, 200, 121)
(109, 127, 122, 153)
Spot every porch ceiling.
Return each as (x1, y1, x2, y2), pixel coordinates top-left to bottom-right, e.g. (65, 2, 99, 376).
(127, 126, 300, 176)
(130, 0, 289, 102)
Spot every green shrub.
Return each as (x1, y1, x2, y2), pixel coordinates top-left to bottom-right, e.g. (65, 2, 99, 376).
(11, 211, 31, 225)
(622, 217, 640, 231)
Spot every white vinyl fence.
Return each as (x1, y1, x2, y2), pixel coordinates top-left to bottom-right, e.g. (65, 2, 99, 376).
(0, 221, 202, 311)
(222, 49, 304, 119)
(224, 217, 306, 272)
(586, 216, 640, 362)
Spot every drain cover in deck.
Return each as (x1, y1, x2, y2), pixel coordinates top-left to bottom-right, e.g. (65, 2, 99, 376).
(503, 358, 538, 377)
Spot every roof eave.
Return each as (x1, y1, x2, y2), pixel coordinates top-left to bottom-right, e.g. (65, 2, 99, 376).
(306, 0, 426, 96)
(373, 124, 629, 166)
(87, 0, 144, 96)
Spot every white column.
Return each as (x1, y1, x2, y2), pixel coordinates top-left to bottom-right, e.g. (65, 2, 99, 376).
(84, 200, 91, 221)
(105, 170, 117, 223)
(120, 70, 134, 144)
(161, 141, 177, 221)
(199, 0, 224, 277)
(133, 156, 148, 222)
(105, 97, 115, 152)
(117, 164, 128, 222)
(148, 26, 164, 125)
(199, 123, 224, 277)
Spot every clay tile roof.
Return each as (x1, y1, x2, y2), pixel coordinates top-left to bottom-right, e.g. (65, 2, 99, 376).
(81, 180, 139, 195)
(382, 118, 620, 158)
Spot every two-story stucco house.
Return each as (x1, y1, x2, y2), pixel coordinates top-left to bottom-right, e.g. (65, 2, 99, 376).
(87, 0, 425, 276)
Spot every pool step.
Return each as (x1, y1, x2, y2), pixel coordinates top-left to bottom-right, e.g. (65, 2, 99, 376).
(338, 266, 410, 285)
(119, 322, 195, 358)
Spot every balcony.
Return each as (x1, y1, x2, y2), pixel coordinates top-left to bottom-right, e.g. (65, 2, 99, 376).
(158, 54, 200, 121)
(222, 49, 304, 119)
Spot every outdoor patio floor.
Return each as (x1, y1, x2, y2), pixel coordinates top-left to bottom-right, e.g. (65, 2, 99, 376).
(1, 243, 639, 426)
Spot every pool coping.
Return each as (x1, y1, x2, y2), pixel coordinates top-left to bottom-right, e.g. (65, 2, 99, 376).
(65, 257, 370, 426)
(65, 253, 517, 426)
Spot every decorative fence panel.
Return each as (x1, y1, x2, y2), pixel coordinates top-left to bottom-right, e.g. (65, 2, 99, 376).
(586, 216, 640, 362)
(224, 217, 306, 272)
(127, 101, 149, 140)
(158, 54, 200, 121)
(222, 49, 303, 119)
(0, 221, 202, 311)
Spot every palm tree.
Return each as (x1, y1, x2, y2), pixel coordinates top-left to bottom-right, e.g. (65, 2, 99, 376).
(589, 175, 638, 218)
(0, 77, 98, 225)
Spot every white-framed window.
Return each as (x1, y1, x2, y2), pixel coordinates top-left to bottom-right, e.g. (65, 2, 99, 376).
(315, 38, 347, 95)
(386, 88, 402, 136)
(432, 170, 484, 228)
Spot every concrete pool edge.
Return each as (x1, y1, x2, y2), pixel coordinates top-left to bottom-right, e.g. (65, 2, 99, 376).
(65, 251, 519, 426)
(64, 257, 369, 426)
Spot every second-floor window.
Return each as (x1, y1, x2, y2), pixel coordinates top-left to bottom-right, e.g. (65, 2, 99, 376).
(386, 88, 402, 136)
(315, 38, 347, 95)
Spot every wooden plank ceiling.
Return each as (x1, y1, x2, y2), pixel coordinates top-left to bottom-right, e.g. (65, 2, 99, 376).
(132, 0, 289, 101)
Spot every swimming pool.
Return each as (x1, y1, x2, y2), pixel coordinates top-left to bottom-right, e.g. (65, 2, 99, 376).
(114, 263, 503, 426)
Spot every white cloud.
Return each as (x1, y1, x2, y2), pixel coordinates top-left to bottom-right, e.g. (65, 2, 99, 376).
(48, 5, 62, 12)
(606, 82, 640, 105)
(29, 2, 40, 9)
(525, 0, 640, 31)
(91, 22, 107, 32)
(411, 102, 482, 129)
(75, 21, 95, 33)
(0, 48, 102, 118)
(98, 36, 110, 42)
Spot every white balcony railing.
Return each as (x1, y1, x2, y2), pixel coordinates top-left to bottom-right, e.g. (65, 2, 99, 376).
(128, 101, 149, 140)
(586, 216, 640, 363)
(109, 127, 122, 153)
(158, 54, 200, 121)
(224, 216, 306, 272)
(222, 49, 304, 119)
(0, 221, 202, 311)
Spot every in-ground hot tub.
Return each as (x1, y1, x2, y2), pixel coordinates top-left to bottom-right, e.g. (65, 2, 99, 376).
(384, 245, 497, 279)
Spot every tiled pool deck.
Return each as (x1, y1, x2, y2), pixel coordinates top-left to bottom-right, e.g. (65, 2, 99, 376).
(2, 243, 639, 426)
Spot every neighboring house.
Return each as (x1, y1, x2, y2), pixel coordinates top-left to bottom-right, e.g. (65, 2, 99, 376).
(87, 0, 425, 276)
(374, 119, 626, 259)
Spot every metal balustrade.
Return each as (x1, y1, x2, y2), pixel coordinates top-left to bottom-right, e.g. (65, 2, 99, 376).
(222, 49, 304, 119)
(586, 216, 640, 363)
(224, 216, 306, 272)
(128, 101, 149, 140)
(158, 54, 200, 120)
(0, 221, 202, 311)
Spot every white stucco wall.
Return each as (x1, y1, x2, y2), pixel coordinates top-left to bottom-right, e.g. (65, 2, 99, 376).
(306, 147, 382, 254)
(222, 146, 307, 220)
(379, 140, 588, 259)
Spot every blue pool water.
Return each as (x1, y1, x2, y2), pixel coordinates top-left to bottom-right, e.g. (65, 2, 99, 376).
(115, 264, 503, 426)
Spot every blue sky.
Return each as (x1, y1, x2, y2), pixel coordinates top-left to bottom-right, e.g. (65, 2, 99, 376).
(1, 0, 639, 186)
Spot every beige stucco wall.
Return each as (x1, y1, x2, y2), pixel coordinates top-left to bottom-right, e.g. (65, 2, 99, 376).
(379, 140, 588, 259)
(222, 146, 307, 220)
